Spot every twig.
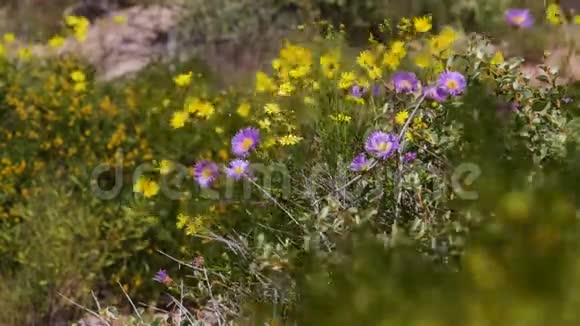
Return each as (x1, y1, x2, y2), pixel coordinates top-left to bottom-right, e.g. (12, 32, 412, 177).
(250, 179, 300, 225)
(57, 292, 111, 326)
(117, 281, 143, 324)
(395, 95, 427, 219)
(90, 291, 101, 314)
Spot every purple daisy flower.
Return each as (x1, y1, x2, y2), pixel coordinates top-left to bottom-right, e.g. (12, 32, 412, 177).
(437, 71, 466, 96)
(392, 71, 419, 93)
(563, 97, 573, 104)
(505, 8, 533, 29)
(372, 85, 381, 96)
(231, 127, 260, 157)
(423, 85, 448, 102)
(350, 153, 371, 171)
(364, 131, 400, 159)
(350, 84, 367, 98)
(404, 152, 417, 163)
(153, 269, 169, 283)
(225, 159, 250, 180)
(194, 160, 219, 188)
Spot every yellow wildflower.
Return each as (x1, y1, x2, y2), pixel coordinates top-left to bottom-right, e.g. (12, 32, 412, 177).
(278, 134, 303, 146)
(395, 111, 409, 125)
(134, 177, 159, 198)
(195, 101, 215, 119)
(320, 51, 340, 78)
(176, 213, 189, 229)
(413, 16, 432, 33)
(237, 102, 251, 118)
(113, 15, 127, 24)
(70, 70, 86, 82)
(367, 65, 383, 80)
(278, 81, 294, 96)
(256, 71, 276, 93)
(3, 33, 15, 43)
(356, 50, 376, 68)
(575, 15, 580, 24)
(272, 59, 281, 71)
(382, 51, 401, 70)
(17, 47, 31, 61)
(218, 149, 228, 161)
(170, 111, 189, 129)
(264, 103, 281, 115)
(546, 4, 562, 25)
(159, 160, 173, 175)
(414, 51, 432, 68)
(330, 113, 352, 123)
(48, 35, 65, 48)
(490, 51, 504, 65)
(259, 119, 272, 130)
(174, 71, 192, 87)
(338, 71, 357, 89)
(391, 41, 406, 57)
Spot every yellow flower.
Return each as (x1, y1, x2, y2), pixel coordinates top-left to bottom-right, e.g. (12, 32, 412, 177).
(490, 51, 504, 65)
(330, 113, 352, 123)
(429, 27, 457, 54)
(174, 72, 192, 87)
(218, 149, 228, 161)
(113, 15, 127, 24)
(73, 82, 87, 93)
(170, 111, 189, 129)
(382, 51, 401, 70)
(278, 134, 303, 146)
(356, 50, 376, 68)
(256, 71, 276, 93)
(395, 111, 409, 125)
(338, 71, 357, 89)
(176, 213, 189, 229)
(258, 118, 272, 130)
(237, 102, 251, 118)
(575, 15, 580, 24)
(195, 101, 215, 119)
(134, 177, 159, 198)
(414, 51, 432, 68)
(159, 160, 173, 175)
(304, 96, 316, 105)
(70, 70, 86, 82)
(272, 59, 281, 71)
(48, 35, 65, 48)
(413, 117, 427, 130)
(320, 51, 340, 78)
(413, 16, 432, 33)
(278, 81, 294, 96)
(391, 41, 406, 57)
(264, 103, 281, 115)
(3, 33, 15, 43)
(65, 16, 89, 41)
(546, 4, 562, 25)
(367, 65, 383, 80)
(17, 47, 31, 61)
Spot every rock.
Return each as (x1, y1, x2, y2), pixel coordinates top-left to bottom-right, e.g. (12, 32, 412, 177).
(60, 5, 181, 80)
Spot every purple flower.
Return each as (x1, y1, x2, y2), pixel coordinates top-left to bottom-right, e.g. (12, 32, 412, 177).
(437, 71, 466, 96)
(404, 152, 417, 163)
(231, 127, 260, 157)
(392, 72, 419, 93)
(505, 8, 533, 28)
(364, 131, 400, 159)
(350, 153, 371, 171)
(563, 97, 573, 104)
(350, 84, 367, 98)
(423, 85, 448, 102)
(153, 269, 169, 283)
(372, 85, 381, 96)
(225, 159, 250, 180)
(194, 160, 219, 188)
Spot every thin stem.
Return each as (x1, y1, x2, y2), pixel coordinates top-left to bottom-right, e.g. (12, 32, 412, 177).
(117, 281, 143, 323)
(250, 179, 300, 225)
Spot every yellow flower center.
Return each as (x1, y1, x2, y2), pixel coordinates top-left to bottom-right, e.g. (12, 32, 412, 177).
(202, 168, 213, 178)
(241, 138, 254, 151)
(377, 142, 392, 153)
(512, 15, 525, 24)
(234, 166, 244, 174)
(446, 79, 458, 90)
